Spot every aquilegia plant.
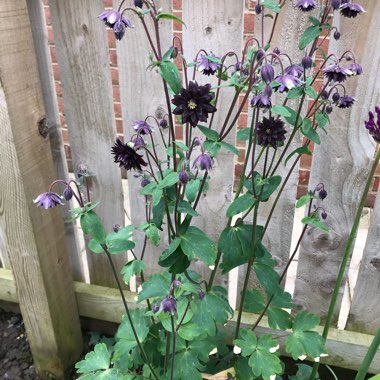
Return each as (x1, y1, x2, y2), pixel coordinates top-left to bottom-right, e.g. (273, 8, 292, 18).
(35, 0, 368, 379)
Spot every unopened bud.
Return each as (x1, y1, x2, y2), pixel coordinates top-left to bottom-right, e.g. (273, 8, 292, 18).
(332, 92, 340, 103)
(301, 55, 313, 70)
(333, 30, 341, 41)
(63, 186, 74, 201)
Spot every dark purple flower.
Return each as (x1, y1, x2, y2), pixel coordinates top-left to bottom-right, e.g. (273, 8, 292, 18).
(179, 171, 189, 184)
(350, 62, 363, 75)
(141, 178, 150, 188)
(331, 0, 341, 10)
(296, 0, 318, 11)
(319, 189, 328, 200)
(340, 2, 365, 18)
(332, 92, 341, 102)
(326, 105, 333, 114)
(193, 152, 213, 171)
(113, 224, 121, 232)
(63, 186, 74, 201)
(365, 107, 380, 143)
(285, 64, 304, 78)
(273, 47, 281, 55)
(161, 296, 177, 315)
(159, 119, 169, 129)
(171, 280, 181, 289)
(261, 64, 275, 84)
(256, 49, 265, 62)
(132, 120, 154, 135)
(275, 74, 302, 93)
(172, 81, 217, 127)
(301, 56, 313, 70)
(323, 64, 352, 83)
(131, 135, 145, 150)
(196, 52, 221, 76)
(255, 3, 262, 14)
(321, 211, 328, 220)
(337, 95, 355, 108)
(199, 291, 205, 301)
(320, 90, 329, 100)
(111, 138, 148, 171)
(98, 10, 133, 41)
(33, 192, 64, 209)
(251, 85, 272, 109)
(257, 116, 287, 148)
(333, 30, 341, 40)
(134, 0, 143, 8)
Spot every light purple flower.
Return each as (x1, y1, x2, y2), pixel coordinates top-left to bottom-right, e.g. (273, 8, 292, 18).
(132, 120, 154, 135)
(365, 107, 380, 143)
(323, 64, 352, 83)
(261, 64, 275, 84)
(296, 0, 318, 11)
(98, 9, 133, 40)
(340, 2, 365, 18)
(33, 192, 64, 209)
(251, 85, 272, 109)
(275, 74, 302, 93)
(337, 95, 355, 108)
(131, 135, 145, 150)
(196, 52, 222, 76)
(285, 64, 304, 78)
(193, 152, 213, 171)
(349, 62, 363, 75)
(161, 296, 177, 315)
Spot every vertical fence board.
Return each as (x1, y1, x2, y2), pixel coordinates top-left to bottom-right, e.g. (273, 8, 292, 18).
(347, 190, 380, 334)
(114, 0, 173, 277)
(49, 0, 125, 287)
(0, 0, 82, 376)
(293, 0, 379, 322)
(182, 0, 244, 286)
(26, 0, 84, 282)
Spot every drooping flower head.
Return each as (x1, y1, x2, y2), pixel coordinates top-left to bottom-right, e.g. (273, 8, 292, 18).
(257, 116, 287, 148)
(34, 192, 64, 209)
(179, 170, 189, 184)
(285, 64, 304, 78)
(261, 64, 275, 84)
(131, 135, 145, 150)
(161, 296, 177, 315)
(340, 2, 365, 18)
(251, 85, 273, 109)
(134, 0, 143, 8)
(364, 107, 380, 143)
(132, 120, 154, 135)
(98, 9, 133, 40)
(111, 138, 148, 171)
(323, 64, 352, 83)
(172, 81, 217, 127)
(302, 55, 313, 70)
(196, 52, 222, 76)
(274, 74, 302, 93)
(349, 62, 363, 75)
(193, 152, 213, 171)
(331, 0, 341, 10)
(296, 0, 318, 11)
(337, 95, 355, 109)
(63, 186, 74, 201)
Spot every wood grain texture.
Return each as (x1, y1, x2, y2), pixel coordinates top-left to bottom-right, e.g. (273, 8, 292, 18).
(26, 0, 84, 282)
(182, 0, 244, 286)
(347, 189, 380, 334)
(0, 1, 82, 376)
(293, 0, 380, 323)
(1, 268, 378, 373)
(113, 0, 173, 277)
(49, 0, 125, 287)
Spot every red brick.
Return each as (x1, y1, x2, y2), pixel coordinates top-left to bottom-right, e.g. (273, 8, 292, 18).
(113, 85, 120, 103)
(111, 67, 119, 85)
(247, 0, 256, 11)
(107, 29, 116, 49)
(173, 11, 183, 32)
(55, 81, 62, 97)
(175, 125, 183, 140)
(373, 176, 380, 192)
(52, 63, 60, 81)
(62, 128, 69, 144)
(103, 0, 113, 7)
(244, 13, 255, 34)
(50, 45, 57, 63)
(116, 118, 124, 134)
(238, 113, 248, 129)
(239, 94, 249, 113)
(298, 170, 310, 186)
(173, 0, 182, 10)
(47, 26, 54, 45)
(57, 96, 65, 113)
(44, 6, 51, 25)
(64, 144, 72, 160)
(300, 151, 312, 170)
(238, 148, 246, 163)
(109, 49, 118, 66)
(114, 102, 122, 118)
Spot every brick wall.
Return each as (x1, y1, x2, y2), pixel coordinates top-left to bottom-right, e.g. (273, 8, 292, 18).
(43, 0, 379, 206)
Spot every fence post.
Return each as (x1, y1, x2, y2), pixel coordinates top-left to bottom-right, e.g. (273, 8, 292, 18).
(0, 1, 82, 378)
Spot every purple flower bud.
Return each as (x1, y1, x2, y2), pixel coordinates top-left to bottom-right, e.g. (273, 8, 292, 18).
(331, 0, 341, 10)
(76, 163, 89, 180)
(114, 19, 126, 41)
(132, 135, 145, 150)
(255, 3, 262, 14)
(193, 152, 213, 171)
(172, 280, 181, 288)
(113, 224, 121, 233)
(285, 64, 304, 78)
(134, 0, 143, 8)
(273, 47, 281, 55)
(261, 64, 275, 84)
(256, 49, 265, 62)
(199, 291, 205, 301)
(333, 30, 341, 40)
(326, 105, 333, 114)
(132, 120, 154, 135)
(33, 192, 64, 209)
(141, 178, 150, 188)
(321, 211, 328, 220)
(152, 303, 160, 313)
(63, 186, 74, 201)
(319, 189, 328, 200)
(159, 119, 169, 129)
(161, 296, 177, 315)
(170, 46, 179, 59)
(179, 171, 189, 185)
(350, 62, 363, 75)
(332, 92, 340, 103)
(193, 137, 201, 147)
(301, 55, 313, 70)
(320, 90, 329, 100)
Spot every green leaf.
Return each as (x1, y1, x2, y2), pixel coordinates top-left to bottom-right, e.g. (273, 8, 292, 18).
(299, 25, 321, 50)
(160, 61, 182, 95)
(146, 223, 160, 246)
(287, 86, 304, 100)
(121, 260, 146, 284)
(158, 172, 179, 189)
(173, 350, 204, 380)
(180, 226, 216, 265)
(301, 215, 329, 232)
(296, 193, 314, 208)
(262, 0, 281, 13)
(177, 200, 199, 216)
(153, 197, 165, 229)
(203, 140, 221, 156)
(309, 16, 320, 26)
(162, 46, 177, 61)
(245, 172, 282, 202)
(226, 193, 256, 218)
(137, 272, 171, 302)
(174, 140, 189, 151)
(114, 309, 150, 360)
(80, 211, 107, 244)
(140, 182, 157, 195)
(76, 343, 110, 373)
(88, 239, 103, 254)
(282, 105, 301, 126)
(289, 364, 315, 380)
(234, 330, 282, 380)
(152, 188, 163, 206)
(157, 12, 186, 27)
(191, 292, 231, 336)
(286, 311, 325, 360)
(237, 128, 251, 141)
(285, 146, 312, 166)
(305, 85, 318, 100)
(220, 141, 240, 156)
(234, 357, 255, 380)
(197, 125, 220, 141)
(315, 111, 329, 129)
(271, 105, 292, 117)
(185, 179, 201, 203)
(301, 118, 320, 145)
(253, 254, 281, 295)
(106, 226, 135, 254)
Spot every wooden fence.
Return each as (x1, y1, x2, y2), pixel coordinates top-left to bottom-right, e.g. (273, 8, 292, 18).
(0, 0, 379, 378)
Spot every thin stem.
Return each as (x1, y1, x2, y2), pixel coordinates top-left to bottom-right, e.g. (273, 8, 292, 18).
(176, 299, 191, 332)
(355, 328, 380, 380)
(308, 147, 380, 380)
(170, 315, 176, 380)
(102, 246, 159, 380)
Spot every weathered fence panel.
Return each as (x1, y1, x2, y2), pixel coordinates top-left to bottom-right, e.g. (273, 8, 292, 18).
(182, 0, 244, 286)
(293, 0, 379, 322)
(49, 0, 125, 287)
(347, 188, 380, 335)
(0, 0, 82, 377)
(114, 0, 173, 278)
